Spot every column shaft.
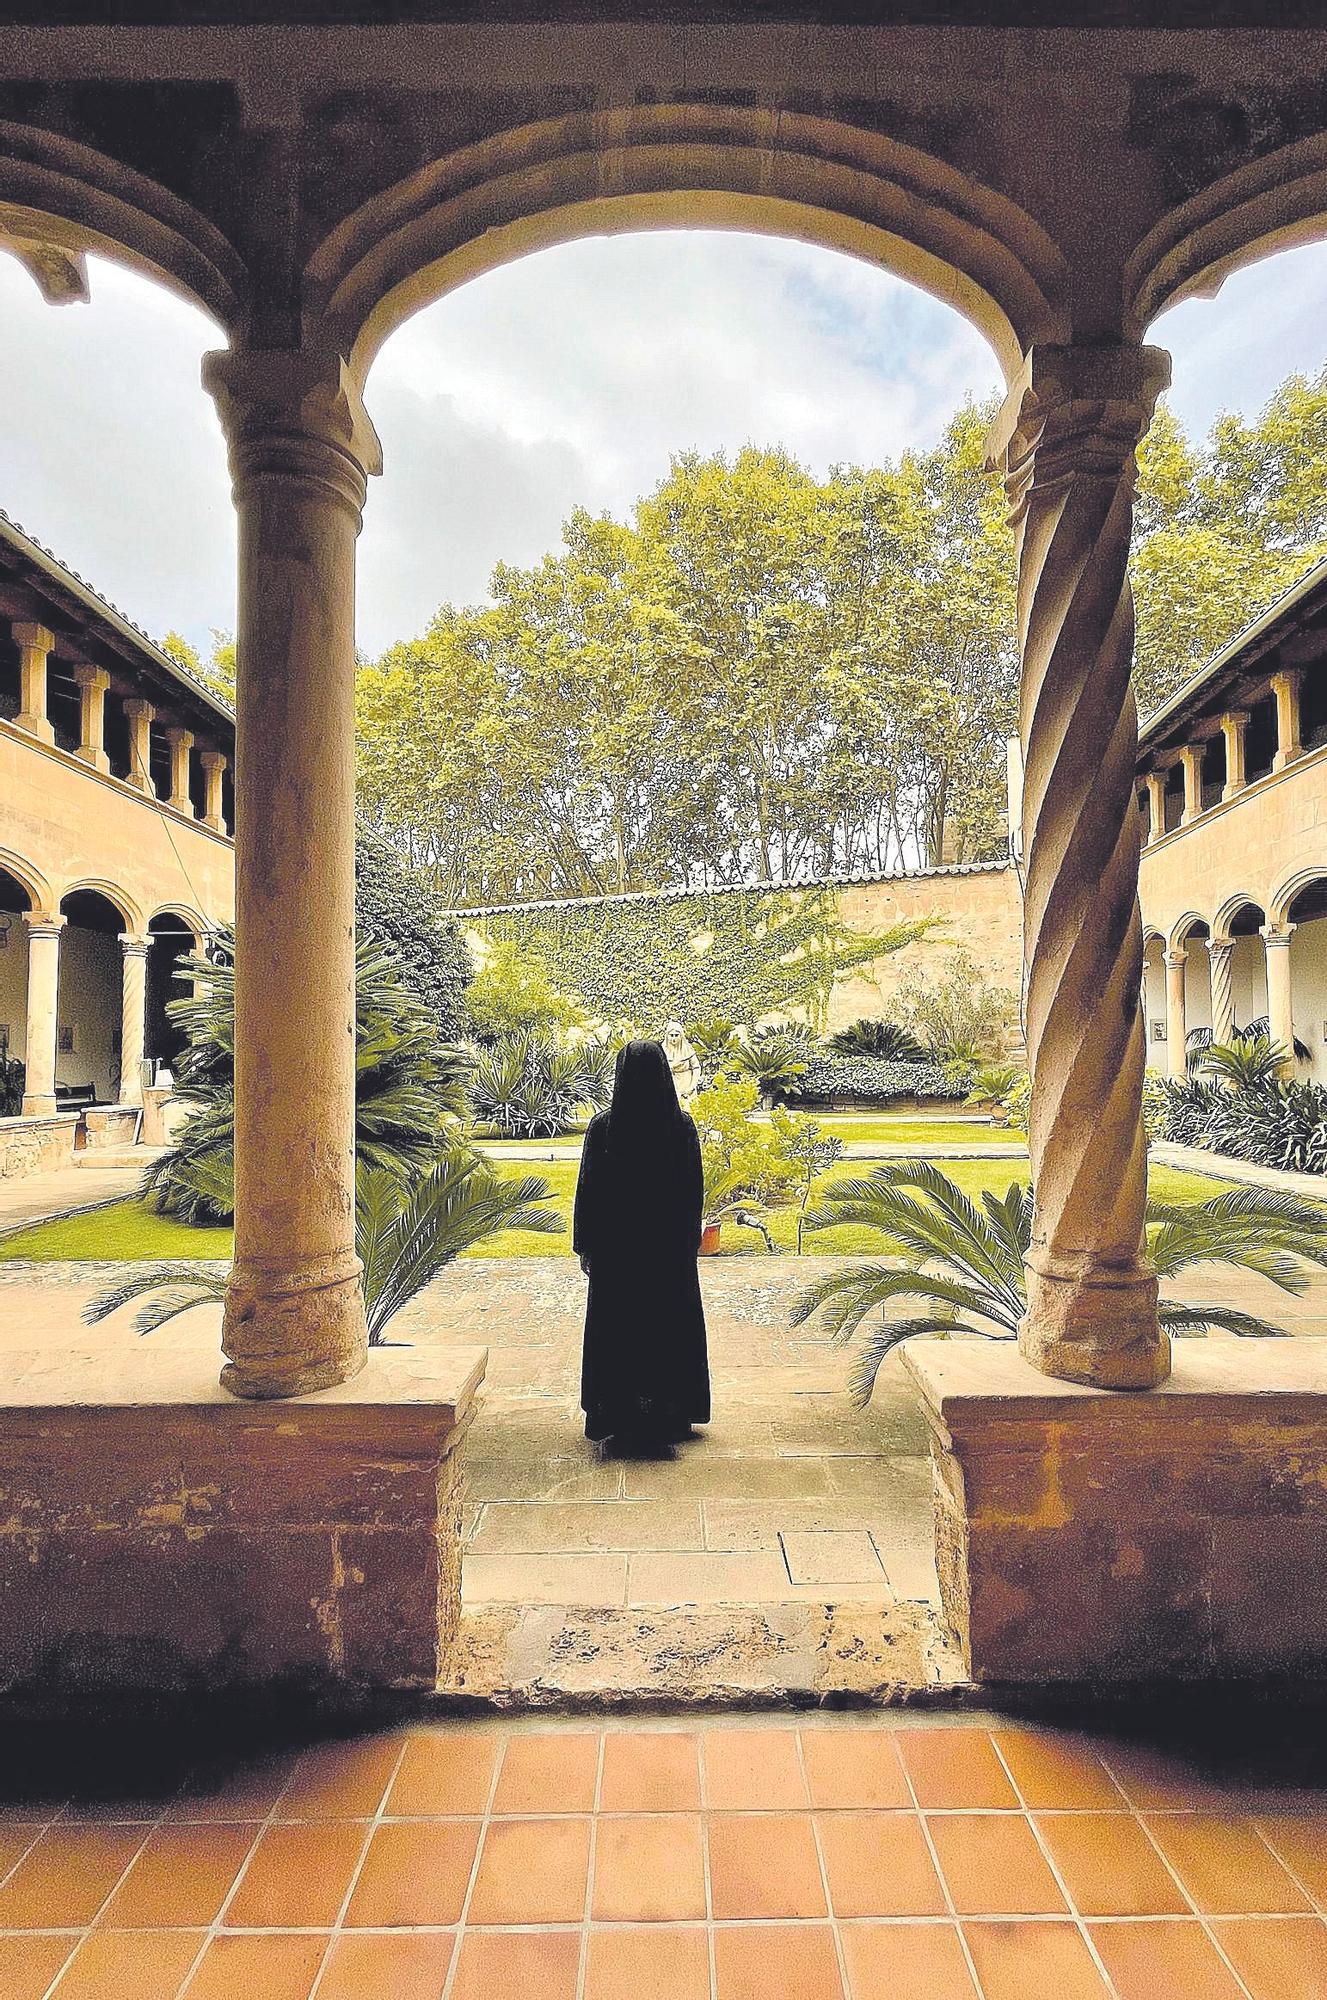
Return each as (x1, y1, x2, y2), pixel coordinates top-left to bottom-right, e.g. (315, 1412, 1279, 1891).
(73, 665, 111, 773)
(21, 914, 64, 1117)
(200, 750, 228, 832)
(123, 699, 155, 794)
(1207, 939, 1236, 1049)
(987, 342, 1171, 1390)
(1271, 671, 1302, 773)
(1164, 951, 1189, 1081)
(1220, 712, 1248, 799)
(13, 623, 55, 744)
(1262, 926, 1296, 1069)
(1178, 745, 1204, 824)
(165, 727, 195, 813)
(204, 347, 381, 1400)
(1143, 770, 1167, 844)
(118, 937, 149, 1107)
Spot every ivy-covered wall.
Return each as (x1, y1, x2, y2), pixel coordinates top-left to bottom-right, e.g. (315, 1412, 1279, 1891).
(455, 865, 1022, 1034)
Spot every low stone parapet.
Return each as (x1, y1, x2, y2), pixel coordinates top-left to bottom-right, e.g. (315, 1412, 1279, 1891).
(0, 1113, 78, 1181)
(0, 1341, 486, 1695)
(904, 1337, 1327, 1684)
(80, 1105, 142, 1150)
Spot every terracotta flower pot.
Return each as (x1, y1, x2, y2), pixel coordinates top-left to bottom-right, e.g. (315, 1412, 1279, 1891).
(700, 1222, 722, 1256)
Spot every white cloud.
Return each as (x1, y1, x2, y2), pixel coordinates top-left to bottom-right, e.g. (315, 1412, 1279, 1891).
(2, 227, 1326, 661)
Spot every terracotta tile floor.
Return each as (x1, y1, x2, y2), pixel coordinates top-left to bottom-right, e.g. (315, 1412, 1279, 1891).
(1, 1714, 1325, 1999)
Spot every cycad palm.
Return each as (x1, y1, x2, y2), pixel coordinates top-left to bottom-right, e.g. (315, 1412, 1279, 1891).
(792, 1161, 1327, 1407)
(86, 1143, 562, 1345)
(143, 925, 470, 1222)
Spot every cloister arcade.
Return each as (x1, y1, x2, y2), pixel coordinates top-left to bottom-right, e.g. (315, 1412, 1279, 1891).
(2, 11, 1327, 1692)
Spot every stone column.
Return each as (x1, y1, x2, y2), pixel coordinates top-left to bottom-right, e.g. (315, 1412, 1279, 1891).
(1220, 712, 1248, 799)
(1207, 938, 1236, 1049)
(165, 726, 195, 813)
(1262, 924, 1296, 1067)
(123, 698, 155, 794)
(1271, 670, 1302, 772)
(203, 345, 382, 1401)
(1143, 770, 1167, 845)
(117, 935, 150, 1107)
(1178, 744, 1204, 825)
(72, 664, 111, 773)
(13, 623, 55, 744)
(1164, 950, 1189, 1081)
(987, 342, 1171, 1390)
(20, 913, 64, 1117)
(199, 749, 228, 833)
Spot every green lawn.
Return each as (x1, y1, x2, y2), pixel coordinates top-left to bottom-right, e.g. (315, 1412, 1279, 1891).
(0, 1158, 1237, 1264)
(806, 1114, 1014, 1147)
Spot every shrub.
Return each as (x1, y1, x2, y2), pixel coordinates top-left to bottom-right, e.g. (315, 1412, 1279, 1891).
(0, 1052, 24, 1118)
(465, 938, 586, 1044)
(728, 1024, 816, 1101)
(1199, 1034, 1291, 1090)
(828, 1018, 926, 1061)
(1154, 1075, 1327, 1175)
(467, 1028, 612, 1138)
(691, 1070, 800, 1228)
(897, 948, 1016, 1063)
(686, 1017, 743, 1078)
(965, 1061, 1021, 1107)
(795, 1052, 965, 1106)
(356, 829, 472, 1035)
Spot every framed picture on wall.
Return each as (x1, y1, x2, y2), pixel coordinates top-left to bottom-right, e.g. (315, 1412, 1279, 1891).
(58, 1025, 74, 1053)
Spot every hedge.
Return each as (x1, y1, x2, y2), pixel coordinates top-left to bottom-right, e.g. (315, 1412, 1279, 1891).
(793, 1053, 963, 1105)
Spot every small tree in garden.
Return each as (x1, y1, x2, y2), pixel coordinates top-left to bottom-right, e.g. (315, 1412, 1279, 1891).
(465, 938, 587, 1043)
(898, 947, 1015, 1068)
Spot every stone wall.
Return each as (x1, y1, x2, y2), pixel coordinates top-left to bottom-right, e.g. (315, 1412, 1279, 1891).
(0, 1113, 76, 1181)
(827, 865, 1023, 1034)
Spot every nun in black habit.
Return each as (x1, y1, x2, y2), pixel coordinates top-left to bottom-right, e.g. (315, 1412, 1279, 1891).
(573, 1039, 711, 1449)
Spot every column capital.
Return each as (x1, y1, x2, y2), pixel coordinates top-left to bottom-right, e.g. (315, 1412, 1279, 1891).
(71, 661, 110, 694)
(199, 747, 228, 772)
(11, 621, 53, 655)
(1164, 948, 1189, 970)
(23, 910, 65, 937)
(163, 724, 194, 749)
(118, 933, 151, 959)
(202, 345, 382, 520)
(985, 342, 1172, 506)
(1261, 923, 1296, 947)
(1220, 708, 1250, 728)
(122, 696, 155, 722)
(1206, 936, 1235, 961)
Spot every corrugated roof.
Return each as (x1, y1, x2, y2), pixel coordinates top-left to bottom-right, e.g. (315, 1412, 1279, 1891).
(0, 508, 235, 729)
(446, 858, 1013, 919)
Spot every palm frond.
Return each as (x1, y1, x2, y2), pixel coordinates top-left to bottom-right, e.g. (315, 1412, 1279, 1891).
(1159, 1303, 1289, 1339)
(847, 1315, 1014, 1408)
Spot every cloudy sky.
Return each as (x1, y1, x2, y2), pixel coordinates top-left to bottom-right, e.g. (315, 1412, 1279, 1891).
(2, 229, 1327, 659)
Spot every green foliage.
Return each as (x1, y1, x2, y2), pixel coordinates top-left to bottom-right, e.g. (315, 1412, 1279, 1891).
(357, 414, 1019, 900)
(686, 1017, 742, 1075)
(692, 1071, 797, 1226)
(1153, 1074, 1327, 1175)
(796, 1052, 963, 1106)
(965, 1061, 1022, 1107)
(159, 628, 236, 699)
(464, 937, 587, 1043)
(1133, 372, 1327, 712)
(793, 1162, 1321, 1405)
(143, 926, 470, 1223)
(727, 1025, 815, 1099)
(1198, 1034, 1291, 1090)
(466, 1029, 613, 1138)
(482, 887, 931, 1033)
(828, 1018, 926, 1060)
(356, 829, 473, 1035)
(87, 1142, 563, 1346)
(897, 947, 1014, 1063)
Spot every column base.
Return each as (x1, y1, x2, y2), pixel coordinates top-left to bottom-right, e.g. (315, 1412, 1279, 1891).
(76, 748, 112, 774)
(222, 1257, 368, 1400)
(1019, 1250, 1169, 1389)
(20, 1093, 58, 1120)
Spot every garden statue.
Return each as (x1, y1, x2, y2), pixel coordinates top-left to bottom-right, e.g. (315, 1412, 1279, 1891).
(662, 1020, 700, 1103)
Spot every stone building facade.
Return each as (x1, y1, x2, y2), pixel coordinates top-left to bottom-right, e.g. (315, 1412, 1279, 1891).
(0, 511, 235, 1177)
(1134, 559, 1327, 1081)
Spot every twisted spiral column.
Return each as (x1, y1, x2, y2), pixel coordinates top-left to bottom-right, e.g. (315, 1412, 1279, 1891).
(988, 343, 1172, 1389)
(1207, 938, 1236, 1049)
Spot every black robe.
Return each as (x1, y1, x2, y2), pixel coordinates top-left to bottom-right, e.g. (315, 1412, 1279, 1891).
(573, 1105, 711, 1443)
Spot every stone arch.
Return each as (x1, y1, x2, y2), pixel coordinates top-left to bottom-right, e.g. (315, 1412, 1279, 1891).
(304, 104, 1071, 388)
(148, 903, 207, 950)
(1270, 866, 1327, 930)
(1212, 892, 1267, 944)
(1167, 910, 1209, 952)
(1127, 129, 1327, 334)
(0, 120, 243, 332)
(0, 848, 53, 915)
(60, 879, 143, 936)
